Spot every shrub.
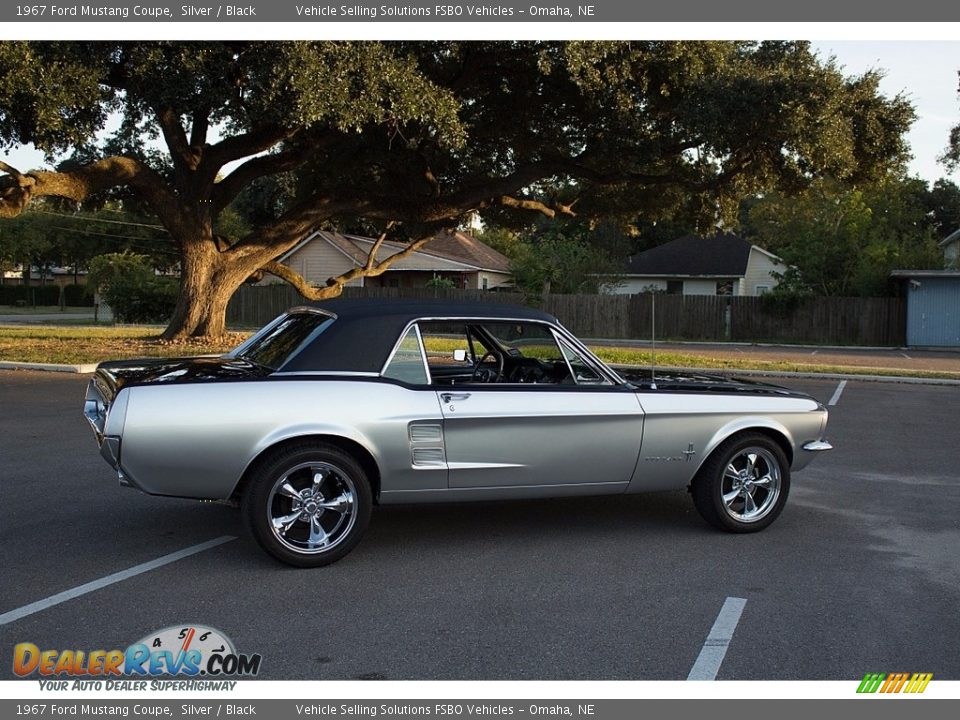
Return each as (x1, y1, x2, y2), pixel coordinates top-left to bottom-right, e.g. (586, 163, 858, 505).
(0, 284, 59, 306)
(88, 253, 178, 324)
(64, 283, 95, 307)
(103, 276, 178, 323)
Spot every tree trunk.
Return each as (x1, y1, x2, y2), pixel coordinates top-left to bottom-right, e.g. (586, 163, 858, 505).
(161, 237, 252, 340)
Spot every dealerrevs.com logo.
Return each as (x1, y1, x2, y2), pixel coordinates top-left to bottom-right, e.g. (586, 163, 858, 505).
(857, 672, 933, 694)
(14, 625, 261, 690)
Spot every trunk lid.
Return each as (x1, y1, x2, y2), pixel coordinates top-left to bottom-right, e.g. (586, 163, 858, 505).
(93, 355, 271, 398)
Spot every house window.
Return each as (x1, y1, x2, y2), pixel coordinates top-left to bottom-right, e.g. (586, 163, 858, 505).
(482, 277, 489, 290)
(755, 285, 770, 296)
(666, 280, 683, 295)
(716, 281, 734, 296)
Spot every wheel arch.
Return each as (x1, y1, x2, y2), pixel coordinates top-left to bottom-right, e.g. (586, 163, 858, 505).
(230, 432, 383, 505)
(698, 419, 794, 475)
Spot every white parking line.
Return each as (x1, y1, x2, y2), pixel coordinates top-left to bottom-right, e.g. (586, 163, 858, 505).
(687, 597, 747, 680)
(0, 535, 236, 626)
(901, 352, 912, 360)
(828, 380, 847, 406)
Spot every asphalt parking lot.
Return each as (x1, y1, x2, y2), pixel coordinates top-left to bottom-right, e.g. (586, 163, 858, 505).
(1, 370, 958, 681)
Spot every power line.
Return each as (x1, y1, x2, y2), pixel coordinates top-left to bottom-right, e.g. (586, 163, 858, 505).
(49, 225, 180, 255)
(28, 209, 169, 232)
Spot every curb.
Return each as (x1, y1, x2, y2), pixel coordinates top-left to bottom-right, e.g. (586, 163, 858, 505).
(612, 364, 960, 386)
(0, 361, 98, 374)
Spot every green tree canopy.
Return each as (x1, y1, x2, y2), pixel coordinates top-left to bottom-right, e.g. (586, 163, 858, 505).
(0, 41, 915, 337)
(743, 177, 944, 296)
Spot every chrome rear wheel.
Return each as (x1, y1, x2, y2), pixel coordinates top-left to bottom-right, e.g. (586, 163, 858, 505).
(267, 461, 358, 554)
(243, 443, 372, 567)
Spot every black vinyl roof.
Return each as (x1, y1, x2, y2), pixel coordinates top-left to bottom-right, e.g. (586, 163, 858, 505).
(280, 298, 558, 374)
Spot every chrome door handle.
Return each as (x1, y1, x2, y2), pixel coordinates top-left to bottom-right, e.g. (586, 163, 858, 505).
(441, 392, 472, 403)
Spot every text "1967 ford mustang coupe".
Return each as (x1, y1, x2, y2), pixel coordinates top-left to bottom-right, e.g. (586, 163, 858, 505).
(84, 299, 832, 567)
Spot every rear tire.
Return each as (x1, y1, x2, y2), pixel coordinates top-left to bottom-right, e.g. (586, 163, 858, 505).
(691, 433, 790, 533)
(242, 442, 372, 567)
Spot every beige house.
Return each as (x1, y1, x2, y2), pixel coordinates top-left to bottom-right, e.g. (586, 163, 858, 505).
(269, 230, 512, 291)
(609, 233, 786, 296)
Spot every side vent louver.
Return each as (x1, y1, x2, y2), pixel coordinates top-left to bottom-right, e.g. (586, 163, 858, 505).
(409, 422, 445, 468)
(409, 424, 443, 442)
(411, 448, 446, 467)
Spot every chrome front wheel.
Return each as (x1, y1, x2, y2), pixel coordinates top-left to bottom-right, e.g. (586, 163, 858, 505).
(719, 447, 782, 523)
(692, 433, 790, 533)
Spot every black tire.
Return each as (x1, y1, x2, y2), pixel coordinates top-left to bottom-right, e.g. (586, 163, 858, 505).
(242, 441, 372, 567)
(691, 433, 790, 533)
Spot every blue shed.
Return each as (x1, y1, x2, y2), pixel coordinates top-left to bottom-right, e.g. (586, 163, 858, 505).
(890, 271, 960, 347)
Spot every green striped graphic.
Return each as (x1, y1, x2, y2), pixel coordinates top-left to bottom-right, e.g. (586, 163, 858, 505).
(857, 672, 886, 693)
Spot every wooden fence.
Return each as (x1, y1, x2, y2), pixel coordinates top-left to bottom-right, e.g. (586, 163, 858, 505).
(227, 285, 907, 346)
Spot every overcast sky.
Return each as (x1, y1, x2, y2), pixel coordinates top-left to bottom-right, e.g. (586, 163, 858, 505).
(2, 41, 958, 186)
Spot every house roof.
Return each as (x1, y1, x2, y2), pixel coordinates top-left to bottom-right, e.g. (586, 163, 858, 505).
(282, 230, 511, 274)
(623, 233, 776, 277)
(939, 228, 960, 248)
(890, 270, 960, 278)
(421, 230, 512, 273)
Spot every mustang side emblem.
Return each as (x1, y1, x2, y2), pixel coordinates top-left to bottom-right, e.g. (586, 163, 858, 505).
(645, 443, 697, 462)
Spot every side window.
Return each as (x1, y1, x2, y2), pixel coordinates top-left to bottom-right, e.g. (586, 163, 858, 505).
(474, 321, 572, 385)
(482, 322, 565, 364)
(418, 322, 484, 383)
(382, 326, 428, 384)
(555, 335, 609, 385)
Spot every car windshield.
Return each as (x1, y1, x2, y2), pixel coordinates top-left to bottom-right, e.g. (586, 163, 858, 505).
(237, 311, 335, 370)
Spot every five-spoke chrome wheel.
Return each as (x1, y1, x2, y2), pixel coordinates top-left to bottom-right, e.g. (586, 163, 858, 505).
(243, 442, 372, 567)
(267, 462, 358, 554)
(691, 433, 790, 533)
(719, 447, 781, 523)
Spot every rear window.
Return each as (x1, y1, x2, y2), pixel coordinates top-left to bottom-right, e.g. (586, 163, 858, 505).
(238, 311, 335, 370)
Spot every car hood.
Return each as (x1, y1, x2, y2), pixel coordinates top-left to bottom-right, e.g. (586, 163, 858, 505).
(94, 356, 271, 397)
(621, 369, 812, 399)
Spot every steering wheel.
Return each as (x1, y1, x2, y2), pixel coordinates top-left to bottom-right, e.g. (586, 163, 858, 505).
(471, 350, 505, 383)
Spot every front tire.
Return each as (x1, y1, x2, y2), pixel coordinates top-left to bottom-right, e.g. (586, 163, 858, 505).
(691, 433, 790, 533)
(242, 442, 372, 567)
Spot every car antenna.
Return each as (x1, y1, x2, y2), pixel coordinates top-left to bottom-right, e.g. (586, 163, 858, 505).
(650, 291, 657, 390)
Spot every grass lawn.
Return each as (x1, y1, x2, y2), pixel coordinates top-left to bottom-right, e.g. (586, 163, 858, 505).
(0, 305, 94, 315)
(1, 326, 957, 380)
(0, 326, 247, 365)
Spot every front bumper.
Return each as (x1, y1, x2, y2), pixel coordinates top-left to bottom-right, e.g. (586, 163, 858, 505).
(802, 440, 833, 452)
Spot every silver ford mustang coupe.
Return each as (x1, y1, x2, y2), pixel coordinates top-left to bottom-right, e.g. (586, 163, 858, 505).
(84, 299, 832, 567)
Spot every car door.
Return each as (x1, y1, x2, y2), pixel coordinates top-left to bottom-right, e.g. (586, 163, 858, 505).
(420, 320, 645, 491)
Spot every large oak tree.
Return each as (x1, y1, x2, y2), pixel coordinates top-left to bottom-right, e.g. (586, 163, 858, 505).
(0, 41, 914, 338)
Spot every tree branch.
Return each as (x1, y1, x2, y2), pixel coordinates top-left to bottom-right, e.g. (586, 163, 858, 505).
(156, 107, 196, 175)
(204, 124, 299, 170)
(212, 147, 307, 213)
(190, 107, 210, 151)
(494, 195, 577, 218)
(259, 228, 444, 299)
(0, 157, 179, 226)
(364, 221, 396, 271)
